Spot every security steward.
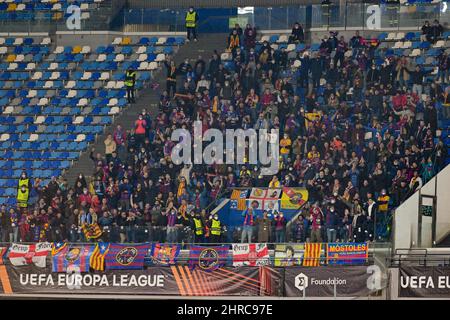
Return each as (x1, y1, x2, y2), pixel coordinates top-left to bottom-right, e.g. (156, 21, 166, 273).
(208, 214, 221, 243)
(125, 68, 137, 103)
(185, 6, 198, 42)
(192, 212, 204, 243)
(17, 171, 31, 211)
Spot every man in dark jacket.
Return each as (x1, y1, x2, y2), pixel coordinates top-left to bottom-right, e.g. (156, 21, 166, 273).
(289, 22, 304, 43)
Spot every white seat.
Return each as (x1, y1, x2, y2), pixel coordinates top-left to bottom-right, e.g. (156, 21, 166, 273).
(108, 107, 120, 115)
(105, 81, 116, 89)
(43, 81, 53, 89)
(65, 80, 76, 89)
(26, 63, 37, 72)
(81, 12, 90, 20)
(77, 98, 88, 107)
(115, 81, 124, 89)
(260, 35, 270, 43)
(138, 62, 148, 70)
(52, 3, 61, 10)
(395, 32, 405, 40)
(386, 32, 396, 41)
(155, 53, 165, 62)
(277, 35, 288, 43)
(67, 90, 77, 98)
(48, 62, 58, 70)
(0, 38, 4, 45)
(410, 48, 421, 57)
(50, 71, 60, 80)
(13, 38, 23, 46)
(34, 116, 45, 124)
(3, 106, 14, 114)
(433, 40, 445, 48)
(402, 41, 412, 49)
(220, 52, 231, 61)
(0, 47, 7, 54)
(37, 98, 49, 106)
(107, 98, 118, 107)
(96, 54, 106, 62)
(80, 3, 89, 10)
(293, 60, 301, 68)
(81, 72, 92, 80)
(26, 90, 37, 98)
(114, 54, 125, 62)
(27, 134, 38, 142)
(148, 61, 158, 70)
(286, 43, 296, 52)
(99, 72, 110, 80)
(73, 116, 84, 125)
(270, 44, 279, 50)
(14, 54, 24, 62)
(137, 53, 147, 62)
(41, 37, 51, 45)
(156, 37, 167, 45)
(75, 134, 86, 142)
(54, 46, 64, 54)
(112, 37, 122, 45)
(7, 63, 17, 70)
(393, 41, 403, 49)
(16, 3, 25, 11)
(81, 46, 91, 54)
(0, 133, 10, 142)
(137, 46, 146, 54)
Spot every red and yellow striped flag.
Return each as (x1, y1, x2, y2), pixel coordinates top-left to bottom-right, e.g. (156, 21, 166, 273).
(303, 243, 322, 267)
(90, 243, 110, 271)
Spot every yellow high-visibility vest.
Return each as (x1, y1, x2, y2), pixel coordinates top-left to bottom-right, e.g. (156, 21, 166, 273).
(125, 71, 136, 87)
(211, 219, 221, 236)
(185, 11, 197, 28)
(194, 218, 203, 235)
(18, 178, 29, 189)
(17, 189, 29, 207)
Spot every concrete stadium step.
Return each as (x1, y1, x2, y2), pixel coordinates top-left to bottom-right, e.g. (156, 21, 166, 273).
(63, 33, 227, 185)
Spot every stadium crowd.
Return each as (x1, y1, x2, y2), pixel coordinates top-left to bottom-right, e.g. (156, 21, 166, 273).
(0, 22, 448, 245)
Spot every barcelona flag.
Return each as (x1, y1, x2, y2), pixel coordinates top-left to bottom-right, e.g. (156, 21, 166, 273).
(147, 243, 180, 266)
(90, 243, 110, 271)
(105, 243, 150, 270)
(188, 245, 229, 271)
(52, 245, 95, 273)
(81, 223, 102, 240)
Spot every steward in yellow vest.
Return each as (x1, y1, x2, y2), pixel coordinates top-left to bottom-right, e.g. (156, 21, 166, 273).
(125, 68, 136, 103)
(185, 7, 198, 42)
(377, 189, 390, 213)
(192, 213, 204, 243)
(209, 214, 221, 243)
(17, 172, 30, 209)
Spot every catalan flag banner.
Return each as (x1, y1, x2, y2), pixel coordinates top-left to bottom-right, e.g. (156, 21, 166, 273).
(105, 243, 150, 270)
(90, 242, 110, 271)
(302, 243, 322, 267)
(188, 245, 229, 271)
(326, 243, 368, 265)
(52, 245, 95, 273)
(147, 243, 180, 266)
(230, 189, 249, 210)
(81, 223, 102, 240)
(51, 242, 67, 256)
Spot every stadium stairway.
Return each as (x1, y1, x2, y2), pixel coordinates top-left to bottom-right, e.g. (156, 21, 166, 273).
(64, 33, 229, 185)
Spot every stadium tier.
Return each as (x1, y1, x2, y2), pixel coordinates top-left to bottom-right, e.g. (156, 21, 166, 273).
(0, 35, 185, 205)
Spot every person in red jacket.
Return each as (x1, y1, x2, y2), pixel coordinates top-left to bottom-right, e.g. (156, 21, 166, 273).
(135, 114, 147, 148)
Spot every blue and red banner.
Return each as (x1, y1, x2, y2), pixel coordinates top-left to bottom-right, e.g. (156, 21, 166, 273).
(105, 243, 150, 270)
(52, 245, 95, 272)
(326, 243, 369, 265)
(147, 243, 180, 266)
(188, 245, 229, 271)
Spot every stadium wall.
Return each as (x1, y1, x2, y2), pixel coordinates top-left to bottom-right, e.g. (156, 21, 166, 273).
(393, 165, 450, 249)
